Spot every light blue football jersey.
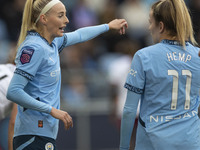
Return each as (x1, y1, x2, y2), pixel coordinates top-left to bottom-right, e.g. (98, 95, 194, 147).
(14, 31, 66, 139)
(125, 40, 200, 150)
(13, 24, 109, 139)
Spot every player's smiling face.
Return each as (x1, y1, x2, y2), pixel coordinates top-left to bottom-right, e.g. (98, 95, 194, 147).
(45, 2, 69, 38)
(148, 10, 160, 44)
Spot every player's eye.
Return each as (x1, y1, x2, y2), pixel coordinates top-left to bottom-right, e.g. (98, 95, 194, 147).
(58, 15, 63, 18)
(58, 13, 64, 18)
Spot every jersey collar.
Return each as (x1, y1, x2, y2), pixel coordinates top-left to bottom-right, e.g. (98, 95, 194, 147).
(161, 39, 189, 46)
(27, 30, 53, 47)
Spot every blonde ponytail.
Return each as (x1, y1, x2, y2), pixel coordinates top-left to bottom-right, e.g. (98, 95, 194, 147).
(172, 0, 197, 47)
(151, 0, 197, 48)
(17, 0, 52, 49)
(17, 0, 34, 48)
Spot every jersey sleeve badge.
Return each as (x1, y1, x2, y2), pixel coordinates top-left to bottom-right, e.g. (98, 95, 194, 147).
(20, 49, 34, 64)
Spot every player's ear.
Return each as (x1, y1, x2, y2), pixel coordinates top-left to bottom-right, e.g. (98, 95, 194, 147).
(39, 14, 48, 25)
(159, 21, 165, 33)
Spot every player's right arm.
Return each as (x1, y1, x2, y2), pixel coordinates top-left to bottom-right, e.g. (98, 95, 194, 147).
(6, 73, 52, 113)
(120, 90, 140, 150)
(6, 74, 73, 130)
(50, 107, 73, 130)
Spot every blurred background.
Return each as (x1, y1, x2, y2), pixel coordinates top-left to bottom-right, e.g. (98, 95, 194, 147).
(0, 0, 199, 150)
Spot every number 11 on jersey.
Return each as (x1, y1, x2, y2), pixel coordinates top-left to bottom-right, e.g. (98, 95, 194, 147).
(168, 70, 192, 110)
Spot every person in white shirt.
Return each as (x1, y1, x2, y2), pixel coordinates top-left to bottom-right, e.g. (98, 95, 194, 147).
(0, 63, 17, 150)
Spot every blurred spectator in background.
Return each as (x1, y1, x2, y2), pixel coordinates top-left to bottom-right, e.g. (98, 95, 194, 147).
(99, 0, 118, 25)
(60, 45, 85, 70)
(106, 38, 140, 150)
(142, 0, 158, 8)
(0, 19, 8, 40)
(70, 0, 98, 30)
(186, 0, 200, 44)
(0, 0, 26, 42)
(0, 0, 26, 64)
(73, 41, 99, 70)
(118, 0, 149, 47)
(0, 64, 16, 150)
(107, 38, 139, 128)
(61, 73, 89, 108)
(0, 48, 17, 150)
(84, 0, 107, 14)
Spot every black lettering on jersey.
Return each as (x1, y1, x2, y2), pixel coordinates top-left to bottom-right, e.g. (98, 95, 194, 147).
(0, 75, 8, 81)
(14, 68, 34, 81)
(124, 83, 144, 94)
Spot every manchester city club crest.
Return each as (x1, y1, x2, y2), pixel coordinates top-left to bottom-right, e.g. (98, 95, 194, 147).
(45, 142, 54, 150)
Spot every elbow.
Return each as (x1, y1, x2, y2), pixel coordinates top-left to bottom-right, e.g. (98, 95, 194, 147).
(122, 107, 135, 117)
(6, 85, 16, 103)
(121, 107, 137, 122)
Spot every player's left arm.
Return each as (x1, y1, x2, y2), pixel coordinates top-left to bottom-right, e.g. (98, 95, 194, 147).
(120, 90, 141, 150)
(61, 19, 128, 48)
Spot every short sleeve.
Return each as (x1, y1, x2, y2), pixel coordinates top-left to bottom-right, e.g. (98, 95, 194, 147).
(15, 45, 44, 80)
(124, 51, 145, 94)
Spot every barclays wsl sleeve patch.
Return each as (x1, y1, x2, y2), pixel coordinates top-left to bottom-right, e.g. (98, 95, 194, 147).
(20, 49, 34, 64)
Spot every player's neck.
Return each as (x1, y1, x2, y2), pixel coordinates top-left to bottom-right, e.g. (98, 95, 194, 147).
(35, 27, 54, 44)
(159, 33, 178, 42)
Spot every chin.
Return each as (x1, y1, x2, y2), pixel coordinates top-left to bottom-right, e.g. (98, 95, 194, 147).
(59, 33, 64, 37)
(56, 33, 64, 37)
